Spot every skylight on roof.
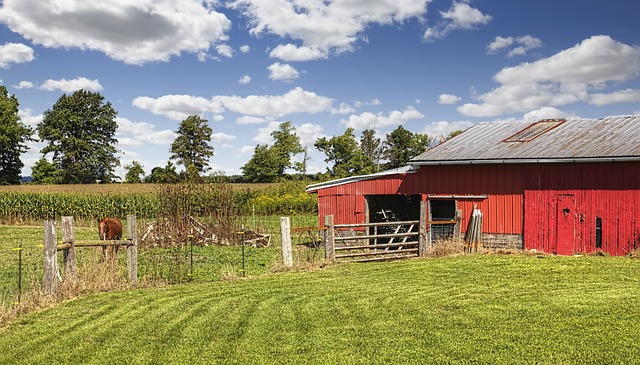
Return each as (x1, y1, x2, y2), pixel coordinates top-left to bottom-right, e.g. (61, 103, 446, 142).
(503, 119, 565, 142)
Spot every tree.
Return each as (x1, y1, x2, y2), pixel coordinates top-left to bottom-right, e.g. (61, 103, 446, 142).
(170, 115, 213, 179)
(241, 122, 304, 182)
(383, 126, 431, 169)
(314, 128, 373, 178)
(145, 161, 179, 183)
(360, 128, 383, 173)
(124, 161, 145, 183)
(37, 89, 119, 184)
(0, 86, 33, 184)
(31, 158, 57, 184)
(241, 144, 280, 183)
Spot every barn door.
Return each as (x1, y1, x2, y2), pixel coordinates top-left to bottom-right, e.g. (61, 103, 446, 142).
(555, 195, 576, 255)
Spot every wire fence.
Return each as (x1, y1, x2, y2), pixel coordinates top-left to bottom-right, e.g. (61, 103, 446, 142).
(1, 214, 322, 308)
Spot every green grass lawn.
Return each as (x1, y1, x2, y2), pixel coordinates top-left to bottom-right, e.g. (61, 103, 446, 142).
(1, 255, 639, 364)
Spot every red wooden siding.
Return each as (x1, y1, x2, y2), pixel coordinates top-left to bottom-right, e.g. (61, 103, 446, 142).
(524, 162, 640, 256)
(317, 175, 404, 225)
(403, 165, 524, 234)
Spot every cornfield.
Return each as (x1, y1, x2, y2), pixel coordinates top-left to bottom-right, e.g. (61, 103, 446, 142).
(0, 182, 318, 224)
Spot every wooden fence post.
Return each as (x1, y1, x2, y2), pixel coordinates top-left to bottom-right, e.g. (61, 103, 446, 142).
(126, 214, 138, 286)
(280, 217, 293, 268)
(43, 220, 60, 295)
(324, 215, 335, 261)
(62, 216, 77, 282)
(418, 201, 427, 257)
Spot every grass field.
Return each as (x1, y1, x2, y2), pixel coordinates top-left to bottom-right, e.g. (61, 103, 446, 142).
(1, 255, 639, 364)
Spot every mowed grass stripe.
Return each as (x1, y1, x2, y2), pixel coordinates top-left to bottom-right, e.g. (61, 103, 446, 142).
(2, 255, 640, 364)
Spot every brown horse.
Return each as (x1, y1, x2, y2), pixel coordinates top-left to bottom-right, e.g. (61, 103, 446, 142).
(98, 217, 123, 261)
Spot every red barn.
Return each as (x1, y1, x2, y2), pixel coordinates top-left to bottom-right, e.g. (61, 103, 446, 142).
(307, 115, 640, 256)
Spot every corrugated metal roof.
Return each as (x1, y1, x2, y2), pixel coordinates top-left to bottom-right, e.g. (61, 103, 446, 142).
(306, 165, 415, 193)
(411, 115, 640, 164)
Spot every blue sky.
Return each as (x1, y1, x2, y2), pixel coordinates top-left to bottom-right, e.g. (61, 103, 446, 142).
(0, 0, 639, 178)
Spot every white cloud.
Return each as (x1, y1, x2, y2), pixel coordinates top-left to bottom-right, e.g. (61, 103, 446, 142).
(487, 35, 542, 57)
(239, 45, 250, 53)
(211, 132, 237, 143)
(341, 106, 424, 130)
(238, 75, 251, 85)
(216, 44, 234, 58)
(268, 62, 300, 81)
(14, 81, 34, 89)
(39, 77, 102, 92)
(18, 108, 42, 128)
(269, 44, 328, 62)
(236, 116, 269, 125)
(421, 120, 475, 136)
(132, 94, 223, 120)
(253, 121, 280, 144)
(0, 42, 34, 68)
(522, 107, 570, 121)
(424, 2, 491, 41)
(213, 87, 333, 117)
(231, 0, 428, 61)
(239, 145, 255, 154)
(297, 123, 325, 146)
(458, 36, 640, 117)
(116, 117, 177, 145)
(438, 94, 461, 105)
(589, 89, 640, 106)
(0, 0, 231, 65)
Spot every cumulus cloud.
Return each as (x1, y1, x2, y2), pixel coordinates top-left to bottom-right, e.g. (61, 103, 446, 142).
(39, 77, 102, 92)
(341, 106, 425, 131)
(458, 36, 640, 117)
(133, 94, 223, 121)
(269, 44, 328, 61)
(116, 117, 177, 145)
(134, 87, 333, 120)
(211, 132, 237, 143)
(230, 0, 428, 61)
(268, 62, 300, 81)
(238, 75, 251, 85)
(253, 121, 280, 144)
(424, 1, 491, 41)
(297, 123, 325, 146)
(213, 87, 333, 117)
(0, 42, 34, 68)
(487, 35, 542, 57)
(421, 120, 475, 136)
(0, 0, 231, 65)
(239, 45, 251, 53)
(18, 108, 42, 128)
(438, 94, 461, 105)
(236, 116, 269, 125)
(216, 44, 234, 58)
(522, 107, 571, 121)
(14, 81, 34, 89)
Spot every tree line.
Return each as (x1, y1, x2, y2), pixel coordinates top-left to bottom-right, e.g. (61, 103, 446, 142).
(0, 87, 460, 185)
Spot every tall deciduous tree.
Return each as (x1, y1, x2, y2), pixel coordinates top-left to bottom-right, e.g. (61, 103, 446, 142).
(314, 128, 373, 178)
(31, 158, 57, 184)
(241, 122, 303, 182)
(170, 115, 213, 179)
(124, 161, 145, 183)
(37, 90, 119, 184)
(0, 86, 33, 184)
(360, 128, 383, 173)
(383, 126, 431, 169)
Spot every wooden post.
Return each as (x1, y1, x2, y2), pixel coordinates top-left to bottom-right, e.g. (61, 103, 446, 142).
(280, 217, 293, 267)
(126, 214, 138, 286)
(43, 220, 60, 295)
(61, 216, 77, 282)
(324, 215, 335, 261)
(418, 201, 427, 257)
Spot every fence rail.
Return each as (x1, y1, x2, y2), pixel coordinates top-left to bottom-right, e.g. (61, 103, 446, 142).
(323, 201, 428, 262)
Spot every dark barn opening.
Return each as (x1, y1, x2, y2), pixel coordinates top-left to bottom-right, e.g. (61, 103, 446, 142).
(366, 195, 421, 246)
(429, 199, 456, 240)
